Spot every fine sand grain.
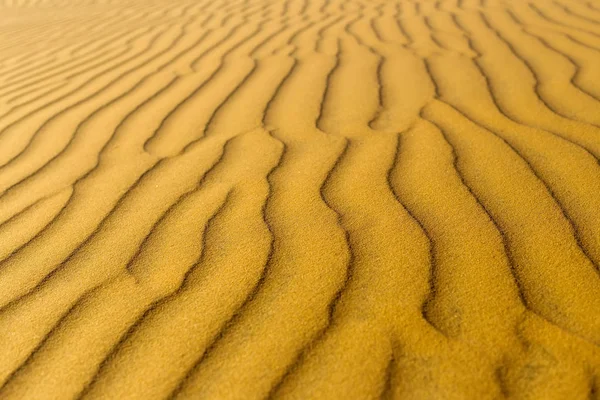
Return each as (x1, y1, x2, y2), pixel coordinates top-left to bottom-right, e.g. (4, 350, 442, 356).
(1, 0, 600, 398)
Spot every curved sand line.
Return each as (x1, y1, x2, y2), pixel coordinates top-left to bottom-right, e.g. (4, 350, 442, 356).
(0, 0, 600, 398)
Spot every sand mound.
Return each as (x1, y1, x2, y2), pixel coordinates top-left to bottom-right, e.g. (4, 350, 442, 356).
(0, 0, 599, 398)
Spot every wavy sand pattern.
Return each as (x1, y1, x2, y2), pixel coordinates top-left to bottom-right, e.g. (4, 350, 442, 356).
(1, 0, 600, 398)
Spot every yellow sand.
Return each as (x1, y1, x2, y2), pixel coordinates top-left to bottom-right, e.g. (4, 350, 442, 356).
(0, 0, 600, 398)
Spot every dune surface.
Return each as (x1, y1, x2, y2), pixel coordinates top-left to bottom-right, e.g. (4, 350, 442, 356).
(1, 0, 600, 398)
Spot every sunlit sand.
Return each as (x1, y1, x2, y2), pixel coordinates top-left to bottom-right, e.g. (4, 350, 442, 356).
(0, 0, 600, 398)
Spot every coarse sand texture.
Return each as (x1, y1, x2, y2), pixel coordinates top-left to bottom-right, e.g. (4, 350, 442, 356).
(1, 0, 600, 398)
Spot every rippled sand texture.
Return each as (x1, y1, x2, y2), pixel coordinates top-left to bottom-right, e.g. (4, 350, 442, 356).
(1, 0, 600, 398)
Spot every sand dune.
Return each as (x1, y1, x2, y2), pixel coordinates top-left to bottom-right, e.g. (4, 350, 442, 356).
(0, 0, 600, 398)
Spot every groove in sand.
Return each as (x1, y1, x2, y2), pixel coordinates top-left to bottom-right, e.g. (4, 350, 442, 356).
(1, 0, 600, 398)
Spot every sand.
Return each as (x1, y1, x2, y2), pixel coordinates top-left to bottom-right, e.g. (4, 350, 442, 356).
(0, 0, 599, 398)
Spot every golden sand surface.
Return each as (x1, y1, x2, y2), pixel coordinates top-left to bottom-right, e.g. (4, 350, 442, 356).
(1, 0, 600, 398)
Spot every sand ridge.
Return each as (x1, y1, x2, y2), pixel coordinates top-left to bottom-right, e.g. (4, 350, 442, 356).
(0, 0, 600, 398)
